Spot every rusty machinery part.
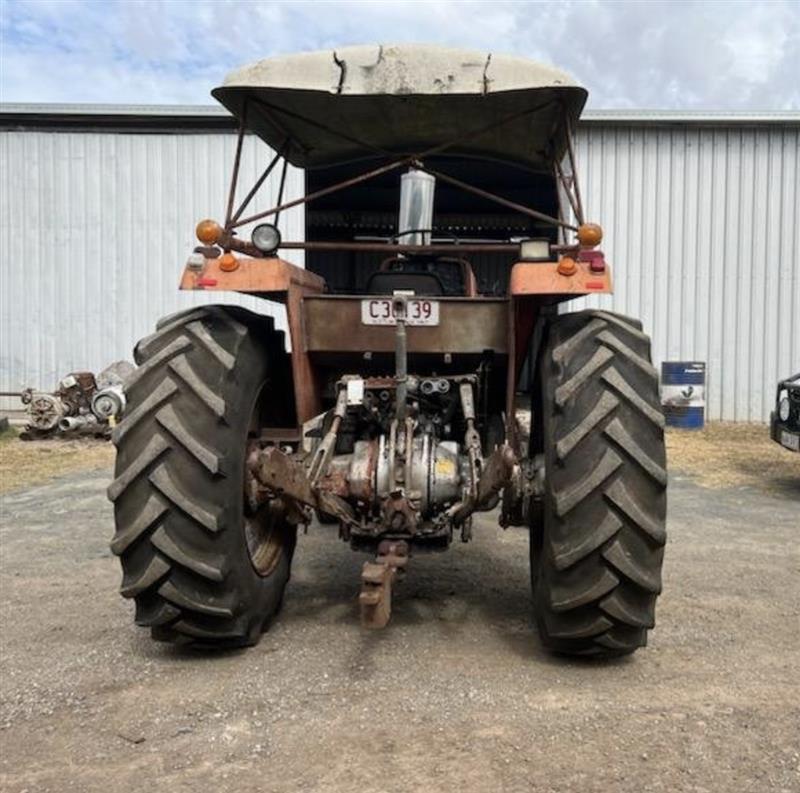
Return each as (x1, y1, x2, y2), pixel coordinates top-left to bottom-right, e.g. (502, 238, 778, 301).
(501, 454, 545, 528)
(449, 443, 517, 529)
(21, 361, 135, 439)
(394, 297, 409, 423)
(307, 386, 348, 485)
(531, 310, 667, 657)
(360, 539, 410, 629)
(59, 414, 100, 433)
(91, 385, 126, 421)
(109, 305, 297, 648)
(56, 372, 97, 415)
(22, 372, 94, 436)
(248, 371, 517, 551)
(248, 444, 354, 527)
(26, 392, 64, 431)
(91, 360, 135, 421)
(458, 380, 484, 497)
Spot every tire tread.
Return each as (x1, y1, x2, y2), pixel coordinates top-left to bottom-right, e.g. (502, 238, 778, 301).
(110, 305, 293, 647)
(533, 309, 667, 657)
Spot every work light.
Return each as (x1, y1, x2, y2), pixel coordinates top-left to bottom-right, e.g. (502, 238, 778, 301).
(251, 223, 282, 255)
(519, 238, 551, 261)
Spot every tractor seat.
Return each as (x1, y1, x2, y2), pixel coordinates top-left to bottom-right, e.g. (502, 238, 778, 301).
(365, 271, 444, 296)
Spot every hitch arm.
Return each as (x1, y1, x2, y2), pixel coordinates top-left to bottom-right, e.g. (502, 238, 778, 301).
(250, 445, 355, 525)
(450, 444, 517, 525)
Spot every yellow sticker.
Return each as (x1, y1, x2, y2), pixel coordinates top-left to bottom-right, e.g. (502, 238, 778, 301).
(435, 458, 455, 476)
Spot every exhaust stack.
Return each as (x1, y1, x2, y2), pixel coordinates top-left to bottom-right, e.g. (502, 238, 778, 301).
(397, 169, 436, 246)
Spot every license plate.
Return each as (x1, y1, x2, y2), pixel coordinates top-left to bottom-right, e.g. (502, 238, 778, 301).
(780, 430, 800, 451)
(361, 298, 439, 326)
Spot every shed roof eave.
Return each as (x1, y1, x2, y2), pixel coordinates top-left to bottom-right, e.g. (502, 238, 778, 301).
(1, 103, 798, 129)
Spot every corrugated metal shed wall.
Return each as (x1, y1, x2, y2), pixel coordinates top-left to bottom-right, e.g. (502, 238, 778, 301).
(571, 124, 799, 422)
(1, 118, 798, 420)
(0, 129, 304, 410)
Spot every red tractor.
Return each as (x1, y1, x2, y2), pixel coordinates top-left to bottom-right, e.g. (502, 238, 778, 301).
(109, 45, 667, 656)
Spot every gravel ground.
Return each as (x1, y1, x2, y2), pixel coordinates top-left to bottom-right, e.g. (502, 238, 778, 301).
(1, 464, 799, 792)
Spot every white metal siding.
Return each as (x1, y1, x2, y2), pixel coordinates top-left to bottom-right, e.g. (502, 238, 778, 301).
(572, 123, 799, 421)
(2, 121, 798, 421)
(0, 129, 304, 409)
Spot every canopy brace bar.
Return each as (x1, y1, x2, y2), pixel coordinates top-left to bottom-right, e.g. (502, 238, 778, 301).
(414, 161, 578, 233)
(231, 157, 413, 229)
(231, 138, 289, 225)
(224, 106, 248, 227)
(223, 99, 583, 239)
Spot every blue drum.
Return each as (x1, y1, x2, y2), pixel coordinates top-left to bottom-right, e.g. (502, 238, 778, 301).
(661, 362, 706, 429)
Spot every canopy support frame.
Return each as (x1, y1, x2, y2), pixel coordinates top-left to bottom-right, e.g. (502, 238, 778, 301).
(224, 104, 248, 228)
(222, 98, 584, 244)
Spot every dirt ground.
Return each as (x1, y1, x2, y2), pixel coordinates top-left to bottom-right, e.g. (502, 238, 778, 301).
(0, 426, 798, 792)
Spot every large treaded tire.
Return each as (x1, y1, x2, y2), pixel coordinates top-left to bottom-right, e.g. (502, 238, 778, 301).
(109, 305, 296, 648)
(532, 310, 667, 657)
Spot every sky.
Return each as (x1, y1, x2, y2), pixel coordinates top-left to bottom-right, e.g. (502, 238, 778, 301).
(0, 0, 798, 110)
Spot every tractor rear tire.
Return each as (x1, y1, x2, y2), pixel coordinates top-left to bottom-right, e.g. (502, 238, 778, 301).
(109, 305, 296, 648)
(532, 310, 667, 657)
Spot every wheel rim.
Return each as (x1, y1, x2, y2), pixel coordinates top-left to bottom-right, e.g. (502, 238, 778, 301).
(243, 385, 285, 577)
(245, 505, 285, 577)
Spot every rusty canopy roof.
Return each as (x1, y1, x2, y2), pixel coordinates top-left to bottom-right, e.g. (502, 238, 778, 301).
(212, 44, 588, 171)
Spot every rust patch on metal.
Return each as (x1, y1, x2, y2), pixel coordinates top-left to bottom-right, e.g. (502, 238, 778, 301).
(303, 296, 509, 354)
(348, 439, 378, 503)
(248, 444, 355, 524)
(381, 493, 418, 534)
(509, 260, 612, 296)
(180, 255, 325, 295)
(317, 466, 350, 498)
(359, 540, 409, 629)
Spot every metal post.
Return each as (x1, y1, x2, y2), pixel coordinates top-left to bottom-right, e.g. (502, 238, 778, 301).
(564, 119, 585, 226)
(274, 156, 289, 226)
(231, 141, 287, 224)
(554, 157, 580, 224)
(224, 103, 248, 227)
(394, 297, 408, 423)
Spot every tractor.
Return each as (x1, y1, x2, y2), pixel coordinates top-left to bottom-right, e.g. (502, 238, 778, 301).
(109, 45, 667, 657)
